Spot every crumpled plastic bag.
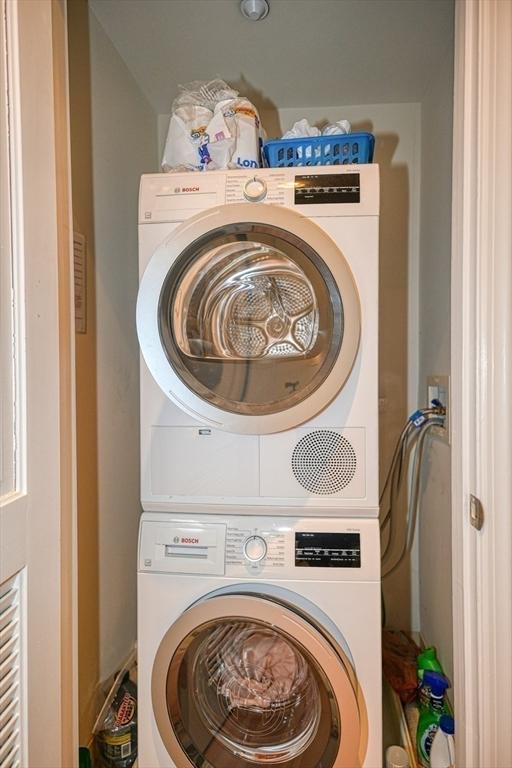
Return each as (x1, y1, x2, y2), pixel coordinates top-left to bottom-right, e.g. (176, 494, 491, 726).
(282, 118, 321, 139)
(161, 79, 263, 172)
(281, 118, 351, 139)
(322, 119, 351, 135)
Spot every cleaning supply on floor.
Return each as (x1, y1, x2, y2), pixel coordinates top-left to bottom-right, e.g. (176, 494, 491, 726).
(417, 647, 444, 708)
(429, 714, 455, 768)
(94, 671, 138, 768)
(416, 672, 450, 767)
(385, 745, 410, 767)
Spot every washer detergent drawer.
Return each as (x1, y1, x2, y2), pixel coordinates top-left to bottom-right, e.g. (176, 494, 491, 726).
(139, 520, 226, 575)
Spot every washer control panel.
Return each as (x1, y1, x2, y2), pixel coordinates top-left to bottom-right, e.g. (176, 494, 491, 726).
(295, 531, 361, 568)
(138, 513, 380, 581)
(243, 177, 268, 202)
(226, 172, 286, 205)
(226, 526, 286, 574)
(243, 535, 267, 562)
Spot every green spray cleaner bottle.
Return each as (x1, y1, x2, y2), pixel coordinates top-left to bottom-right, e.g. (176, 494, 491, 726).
(416, 671, 450, 767)
(417, 647, 444, 708)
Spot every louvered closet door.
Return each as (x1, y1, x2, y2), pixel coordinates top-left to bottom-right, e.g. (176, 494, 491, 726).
(0, 1, 75, 764)
(0, 576, 22, 768)
(0, 11, 23, 767)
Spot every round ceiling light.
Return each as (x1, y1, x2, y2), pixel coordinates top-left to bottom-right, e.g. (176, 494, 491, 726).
(240, 0, 269, 21)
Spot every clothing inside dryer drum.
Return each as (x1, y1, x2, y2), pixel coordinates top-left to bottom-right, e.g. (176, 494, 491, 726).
(165, 619, 341, 767)
(158, 225, 344, 415)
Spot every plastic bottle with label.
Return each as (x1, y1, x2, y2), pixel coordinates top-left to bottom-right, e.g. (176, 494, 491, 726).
(417, 647, 444, 708)
(430, 715, 455, 768)
(416, 672, 450, 767)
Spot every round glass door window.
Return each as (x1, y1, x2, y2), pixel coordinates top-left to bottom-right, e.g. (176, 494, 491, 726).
(158, 224, 344, 416)
(164, 618, 341, 767)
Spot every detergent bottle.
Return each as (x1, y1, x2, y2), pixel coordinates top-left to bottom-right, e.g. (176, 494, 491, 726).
(417, 647, 443, 708)
(430, 715, 455, 768)
(416, 671, 450, 767)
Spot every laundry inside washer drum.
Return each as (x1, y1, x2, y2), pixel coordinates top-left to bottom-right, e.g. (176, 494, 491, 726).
(190, 621, 323, 763)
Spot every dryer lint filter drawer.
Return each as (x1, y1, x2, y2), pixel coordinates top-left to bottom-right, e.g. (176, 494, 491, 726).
(260, 427, 366, 498)
(150, 426, 259, 497)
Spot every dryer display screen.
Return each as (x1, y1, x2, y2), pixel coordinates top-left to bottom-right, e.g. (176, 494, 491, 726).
(295, 532, 361, 568)
(294, 174, 360, 205)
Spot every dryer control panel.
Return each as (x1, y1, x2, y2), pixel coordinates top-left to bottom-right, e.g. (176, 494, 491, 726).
(138, 512, 380, 581)
(138, 164, 379, 223)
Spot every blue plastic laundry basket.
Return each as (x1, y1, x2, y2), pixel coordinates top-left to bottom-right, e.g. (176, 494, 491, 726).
(263, 132, 375, 168)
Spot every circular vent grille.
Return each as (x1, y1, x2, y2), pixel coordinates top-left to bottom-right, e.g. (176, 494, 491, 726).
(291, 431, 357, 495)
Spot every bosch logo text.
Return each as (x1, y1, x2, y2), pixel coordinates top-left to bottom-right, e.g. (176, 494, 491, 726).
(181, 537, 199, 544)
(181, 187, 199, 193)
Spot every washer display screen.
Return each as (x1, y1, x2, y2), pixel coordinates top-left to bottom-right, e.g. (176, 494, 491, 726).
(295, 532, 361, 568)
(294, 173, 360, 205)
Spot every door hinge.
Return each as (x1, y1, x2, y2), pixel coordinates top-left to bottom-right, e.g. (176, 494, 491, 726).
(469, 494, 484, 530)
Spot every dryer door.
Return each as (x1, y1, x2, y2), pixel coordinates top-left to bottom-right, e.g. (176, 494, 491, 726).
(151, 593, 365, 768)
(137, 203, 361, 434)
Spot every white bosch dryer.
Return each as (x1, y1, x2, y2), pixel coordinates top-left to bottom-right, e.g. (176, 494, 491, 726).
(136, 165, 379, 515)
(138, 511, 382, 768)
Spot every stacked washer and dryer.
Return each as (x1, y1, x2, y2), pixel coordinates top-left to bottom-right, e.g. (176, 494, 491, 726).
(136, 164, 382, 768)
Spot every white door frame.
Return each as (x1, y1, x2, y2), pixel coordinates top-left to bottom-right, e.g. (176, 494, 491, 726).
(451, 1, 512, 765)
(2, 0, 509, 763)
(0, 0, 77, 765)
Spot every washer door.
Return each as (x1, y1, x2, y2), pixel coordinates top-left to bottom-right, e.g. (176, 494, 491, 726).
(151, 593, 364, 768)
(137, 204, 361, 434)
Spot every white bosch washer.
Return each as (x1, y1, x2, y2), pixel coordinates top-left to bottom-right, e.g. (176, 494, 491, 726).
(137, 166, 379, 514)
(138, 512, 382, 768)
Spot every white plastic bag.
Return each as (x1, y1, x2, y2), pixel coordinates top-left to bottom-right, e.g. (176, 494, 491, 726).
(161, 79, 262, 172)
(322, 119, 351, 135)
(172, 79, 238, 112)
(281, 119, 321, 139)
(162, 105, 235, 172)
(216, 97, 262, 169)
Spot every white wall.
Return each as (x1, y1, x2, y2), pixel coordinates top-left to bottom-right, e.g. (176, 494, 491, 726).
(418, 22, 454, 682)
(89, 8, 158, 680)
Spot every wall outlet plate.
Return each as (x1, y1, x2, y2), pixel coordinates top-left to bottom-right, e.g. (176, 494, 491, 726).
(427, 374, 450, 443)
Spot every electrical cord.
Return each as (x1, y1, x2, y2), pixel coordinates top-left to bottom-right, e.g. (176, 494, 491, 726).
(379, 407, 443, 521)
(380, 426, 417, 561)
(381, 414, 445, 578)
(379, 406, 446, 571)
(379, 420, 414, 506)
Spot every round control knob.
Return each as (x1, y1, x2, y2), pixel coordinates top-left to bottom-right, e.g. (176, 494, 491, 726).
(243, 535, 267, 562)
(243, 177, 267, 202)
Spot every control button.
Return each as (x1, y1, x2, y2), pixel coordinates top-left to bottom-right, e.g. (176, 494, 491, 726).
(243, 535, 267, 562)
(243, 177, 267, 202)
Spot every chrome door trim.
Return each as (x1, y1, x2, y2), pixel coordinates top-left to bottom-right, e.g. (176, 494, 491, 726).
(151, 593, 364, 768)
(137, 203, 361, 434)
(158, 223, 343, 415)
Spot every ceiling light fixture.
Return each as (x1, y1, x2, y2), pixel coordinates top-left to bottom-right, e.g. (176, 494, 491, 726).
(240, 0, 269, 21)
